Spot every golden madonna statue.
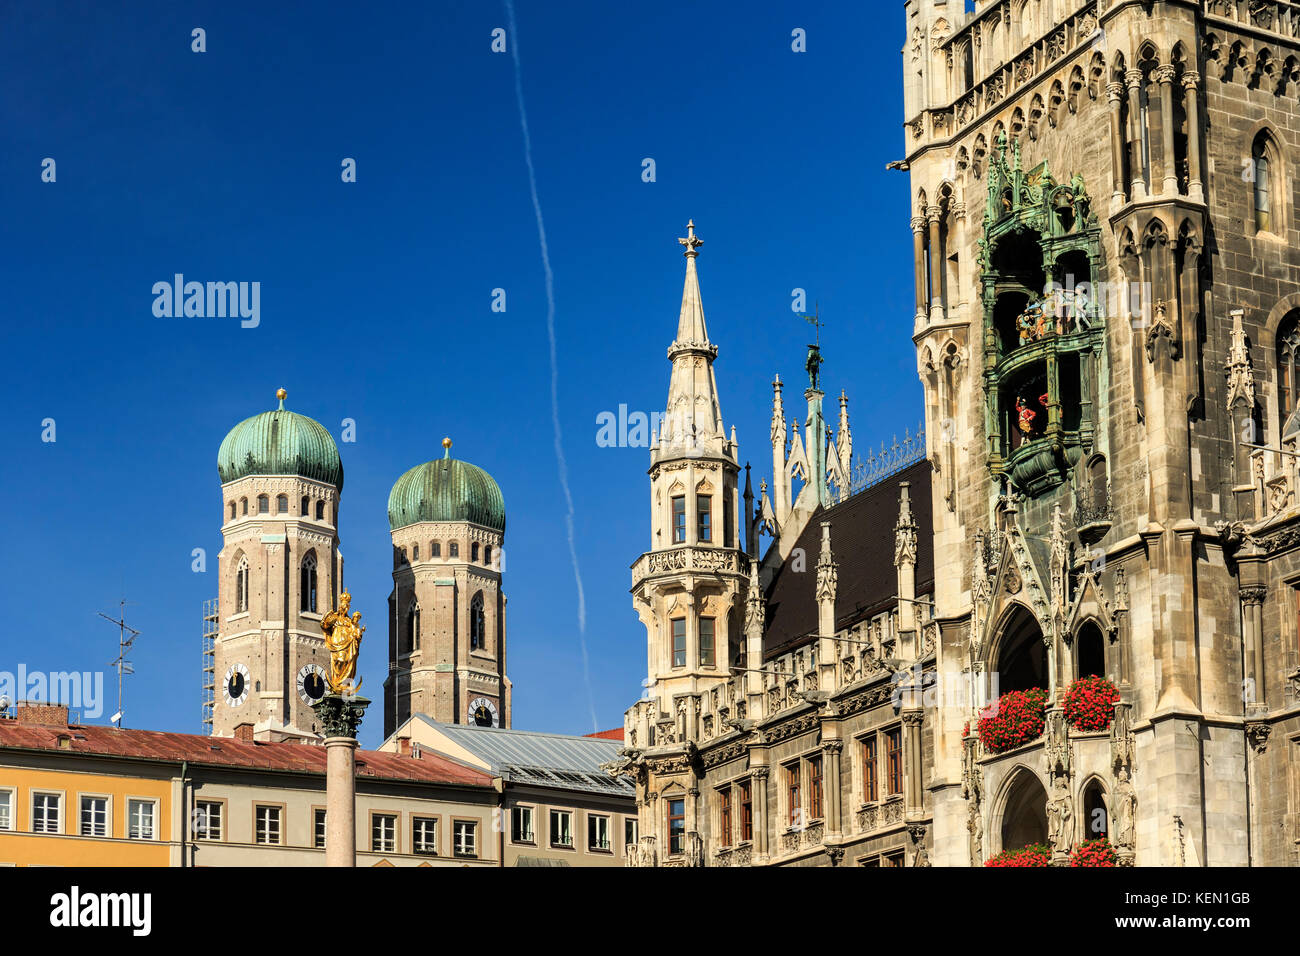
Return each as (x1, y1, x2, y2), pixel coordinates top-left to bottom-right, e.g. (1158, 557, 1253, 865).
(321, 590, 365, 694)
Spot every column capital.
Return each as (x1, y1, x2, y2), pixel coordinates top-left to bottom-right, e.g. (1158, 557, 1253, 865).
(926, 205, 943, 223)
(1124, 69, 1144, 91)
(1154, 65, 1177, 86)
(1240, 585, 1269, 607)
(1181, 70, 1201, 91)
(902, 709, 925, 727)
(911, 216, 928, 234)
(822, 738, 844, 754)
(1106, 81, 1125, 103)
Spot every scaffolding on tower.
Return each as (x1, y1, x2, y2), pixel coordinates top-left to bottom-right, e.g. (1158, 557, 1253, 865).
(202, 597, 218, 733)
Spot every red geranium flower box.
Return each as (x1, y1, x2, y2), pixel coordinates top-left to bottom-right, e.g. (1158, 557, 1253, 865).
(977, 688, 1048, 754)
(1063, 676, 1121, 732)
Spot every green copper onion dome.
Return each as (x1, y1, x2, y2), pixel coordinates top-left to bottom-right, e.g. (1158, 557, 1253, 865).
(217, 388, 344, 490)
(388, 438, 506, 533)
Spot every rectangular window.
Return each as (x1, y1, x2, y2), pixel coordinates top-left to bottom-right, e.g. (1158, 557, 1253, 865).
(624, 817, 638, 851)
(808, 755, 824, 821)
(724, 489, 734, 548)
(668, 798, 685, 855)
(128, 799, 155, 840)
(862, 736, 879, 803)
(672, 618, 686, 668)
(413, 817, 438, 855)
(0, 790, 13, 831)
(886, 727, 903, 797)
(196, 801, 223, 841)
(883, 849, 906, 867)
(550, 809, 573, 847)
(32, 792, 61, 834)
(511, 806, 534, 844)
(80, 796, 108, 838)
(719, 788, 732, 847)
(697, 494, 712, 542)
(739, 781, 753, 841)
(699, 616, 715, 667)
(255, 805, 282, 845)
(371, 813, 397, 853)
(672, 496, 686, 543)
(313, 808, 326, 849)
(588, 814, 610, 851)
(786, 764, 801, 827)
(453, 820, 477, 858)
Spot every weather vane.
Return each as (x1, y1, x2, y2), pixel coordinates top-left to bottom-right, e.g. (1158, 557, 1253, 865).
(801, 302, 825, 347)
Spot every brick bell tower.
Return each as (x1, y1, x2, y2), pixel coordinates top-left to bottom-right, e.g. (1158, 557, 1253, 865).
(384, 438, 510, 739)
(212, 388, 342, 740)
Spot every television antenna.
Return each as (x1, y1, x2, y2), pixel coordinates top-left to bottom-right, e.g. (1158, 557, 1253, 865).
(99, 599, 140, 728)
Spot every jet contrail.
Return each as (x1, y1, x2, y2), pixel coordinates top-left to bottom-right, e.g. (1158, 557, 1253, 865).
(504, 0, 597, 733)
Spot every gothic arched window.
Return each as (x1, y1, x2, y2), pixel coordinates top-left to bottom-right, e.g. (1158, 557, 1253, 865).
(257, 495, 269, 515)
(1279, 313, 1300, 428)
(471, 542, 480, 562)
(483, 545, 493, 567)
(241, 497, 248, 516)
(236, 556, 250, 614)
(431, 541, 441, 558)
(300, 551, 317, 614)
(276, 494, 288, 514)
(228, 501, 236, 520)
(1253, 130, 1279, 234)
(316, 500, 325, 521)
(412, 543, 419, 561)
(409, 602, 421, 652)
(301, 495, 309, 515)
(470, 592, 485, 651)
(449, 541, 460, 559)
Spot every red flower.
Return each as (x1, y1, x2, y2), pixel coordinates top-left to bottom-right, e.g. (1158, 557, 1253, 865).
(977, 688, 1048, 754)
(985, 843, 1050, 867)
(1063, 676, 1120, 732)
(1069, 839, 1117, 867)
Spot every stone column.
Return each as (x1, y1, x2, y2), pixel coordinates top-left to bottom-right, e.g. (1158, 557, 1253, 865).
(823, 738, 844, 840)
(903, 709, 925, 819)
(750, 766, 770, 862)
(1182, 71, 1203, 201)
(912, 217, 928, 323)
(1155, 66, 1178, 194)
(927, 206, 945, 324)
(1107, 82, 1126, 208)
(312, 692, 370, 867)
(1240, 586, 1268, 712)
(1125, 70, 1147, 200)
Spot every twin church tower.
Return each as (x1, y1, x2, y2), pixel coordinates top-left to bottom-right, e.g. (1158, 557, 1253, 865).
(207, 389, 510, 742)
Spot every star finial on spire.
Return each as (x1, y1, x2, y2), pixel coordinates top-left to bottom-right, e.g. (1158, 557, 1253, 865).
(678, 219, 703, 257)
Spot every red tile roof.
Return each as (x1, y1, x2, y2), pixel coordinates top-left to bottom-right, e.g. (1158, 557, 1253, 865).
(584, 728, 624, 741)
(0, 720, 494, 788)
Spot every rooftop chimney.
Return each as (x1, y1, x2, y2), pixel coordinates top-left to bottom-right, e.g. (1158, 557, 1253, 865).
(234, 723, 255, 743)
(16, 702, 69, 727)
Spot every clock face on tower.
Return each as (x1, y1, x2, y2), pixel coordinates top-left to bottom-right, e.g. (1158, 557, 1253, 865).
(223, 662, 250, 708)
(468, 696, 498, 727)
(297, 663, 328, 705)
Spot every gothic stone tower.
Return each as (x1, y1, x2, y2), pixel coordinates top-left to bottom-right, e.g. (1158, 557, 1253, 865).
(630, 221, 748, 726)
(384, 439, 510, 739)
(904, 0, 1300, 866)
(212, 389, 341, 740)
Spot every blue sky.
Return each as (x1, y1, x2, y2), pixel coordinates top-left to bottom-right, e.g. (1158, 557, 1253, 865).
(0, 1, 921, 748)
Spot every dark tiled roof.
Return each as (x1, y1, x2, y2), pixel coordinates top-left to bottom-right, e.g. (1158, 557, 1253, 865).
(763, 460, 934, 660)
(0, 721, 494, 788)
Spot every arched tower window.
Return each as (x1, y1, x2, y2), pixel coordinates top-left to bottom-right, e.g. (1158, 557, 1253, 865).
(449, 541, 460, 559)
(276, 494, 288, 514)
(1076, 620, 1105, 679)
(241, 497, 248, 515)
(301, 495, 309, 515)
(412, 543, 420, 561)
(257, 495, 269, 514)
(1082, 779, 1109, 841)
(316, 500, 325, 521)
(300, 551, 318, 613)
(431, 541, 441, 558)
(1252, 130, 1279, 234)
(470, 592, 485, 651)
(408, 601, 421, 652)
(483, 544, 493, 567)
(236, 556, 250, 614)
(471, 542, 480, 562)
(228, 502, 236, 520)
(1278, 312, 1300, 429)
(1000, 771, 1048, 852)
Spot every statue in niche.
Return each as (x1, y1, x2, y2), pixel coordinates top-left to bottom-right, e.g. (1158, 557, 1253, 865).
(1046, 775, 1073, 855)
(1113, 765, 1137, 850)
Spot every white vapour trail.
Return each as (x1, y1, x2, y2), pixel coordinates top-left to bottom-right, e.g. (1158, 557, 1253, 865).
(504, 0, 597, 733)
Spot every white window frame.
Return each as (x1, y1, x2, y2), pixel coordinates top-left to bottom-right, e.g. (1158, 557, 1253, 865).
(412, 816, 438, 855)
(0, 788, 15, 831)
(371, 813, 397, 853)
(194, 800, 224, 841)
(550, 809, 573, 848)
(31, 791, 62, 834)
(127, 797, 157, 840)
(453, 819, 477, 858)
(511, 805, 535, 844)
(588, 813, 610, 852)
(255, 804, 283, 846)
(79, 794, 110, 838)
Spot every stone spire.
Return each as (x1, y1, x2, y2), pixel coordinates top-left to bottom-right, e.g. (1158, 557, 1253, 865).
(771, 374, 790, 523)
(1224, 308, 1255, 414)
(744, 557, 765, 698)
(816, 521, 839, 687)
(659, 220, 726, 460)
(837, 390, 853, 477)
(895, 481, 918, 637)
(743, 463, 756, 558)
